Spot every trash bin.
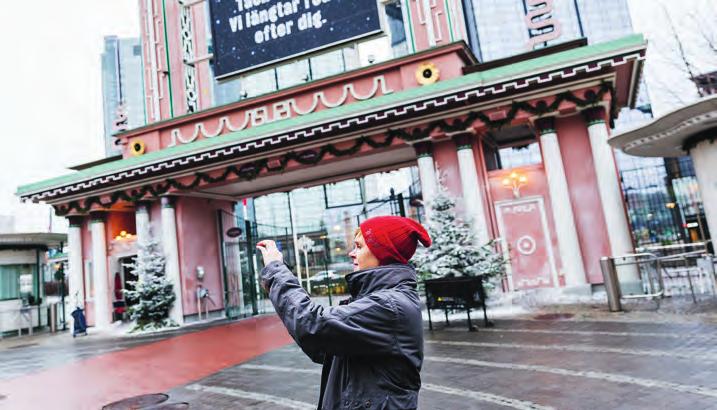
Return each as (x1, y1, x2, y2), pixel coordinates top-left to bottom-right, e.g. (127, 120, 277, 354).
(71, 307, 88, 337)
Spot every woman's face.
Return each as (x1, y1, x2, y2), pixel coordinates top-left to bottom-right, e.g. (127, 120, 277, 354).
(349, 231, 380, 271)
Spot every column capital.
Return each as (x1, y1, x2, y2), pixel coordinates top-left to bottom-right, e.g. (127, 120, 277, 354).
(89, 211, 107, 224)
(582, 106, 607, 126)
(534, 117, 556, 136)
(161, 196, 177, 208)
(67, 216, 84, 227)
(135, 200, 152, 213)
(413, 141, 434, 158)
(451, 132, 475, 151)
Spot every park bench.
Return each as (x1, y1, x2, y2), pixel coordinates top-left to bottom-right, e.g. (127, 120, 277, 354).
(424, 276, 491, 332)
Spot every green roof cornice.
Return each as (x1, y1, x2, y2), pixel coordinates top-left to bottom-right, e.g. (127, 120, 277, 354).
(17, 34, 645, 198)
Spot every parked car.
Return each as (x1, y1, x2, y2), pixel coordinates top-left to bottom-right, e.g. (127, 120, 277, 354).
(312, 270, 340, 282)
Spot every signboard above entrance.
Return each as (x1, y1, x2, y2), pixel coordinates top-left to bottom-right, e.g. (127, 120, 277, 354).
(209, 0, 383, 79)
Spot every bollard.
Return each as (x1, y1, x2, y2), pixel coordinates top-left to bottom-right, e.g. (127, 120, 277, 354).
(49, 303, 58, 333)
(600, 257, 623, 312)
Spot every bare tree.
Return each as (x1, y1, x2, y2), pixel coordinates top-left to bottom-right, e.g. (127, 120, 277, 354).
(649, 0, 717, 105)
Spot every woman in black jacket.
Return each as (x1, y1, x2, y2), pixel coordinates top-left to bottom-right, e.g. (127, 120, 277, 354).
(257, 216, 431, 410)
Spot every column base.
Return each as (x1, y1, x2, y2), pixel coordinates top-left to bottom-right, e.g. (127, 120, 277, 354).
(560, 284, 593, 297)
(170, 309, 185, 326)
(619, 280, 644, 296)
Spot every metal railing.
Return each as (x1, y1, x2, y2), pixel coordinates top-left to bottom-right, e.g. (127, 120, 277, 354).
(600, 246, 716, 311)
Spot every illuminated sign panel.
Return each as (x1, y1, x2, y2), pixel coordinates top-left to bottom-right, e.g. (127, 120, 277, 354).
(209, 0, 383, 79)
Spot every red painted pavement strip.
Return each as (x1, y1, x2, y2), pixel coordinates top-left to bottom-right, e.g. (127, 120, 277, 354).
(0, 316, 294, 410)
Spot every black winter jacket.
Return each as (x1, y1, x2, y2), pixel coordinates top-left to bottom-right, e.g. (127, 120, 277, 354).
(261, 261, 423, 410)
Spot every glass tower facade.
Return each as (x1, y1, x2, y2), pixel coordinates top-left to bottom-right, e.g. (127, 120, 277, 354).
(101, 36, 146, 157)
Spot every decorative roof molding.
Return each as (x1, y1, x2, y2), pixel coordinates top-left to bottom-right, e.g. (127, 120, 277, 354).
(168, 76, 394, 146)
(18, 35, 646, 203)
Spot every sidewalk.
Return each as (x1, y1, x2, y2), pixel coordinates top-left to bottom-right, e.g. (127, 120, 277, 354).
(0, 315, 293, 410)
(1, 296, 716, 409)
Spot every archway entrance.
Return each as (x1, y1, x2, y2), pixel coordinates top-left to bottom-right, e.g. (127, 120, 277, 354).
(218, 166, 421, 318)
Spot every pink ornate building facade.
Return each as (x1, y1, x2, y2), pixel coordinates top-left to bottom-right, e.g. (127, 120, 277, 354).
(18, 1, 646, 327)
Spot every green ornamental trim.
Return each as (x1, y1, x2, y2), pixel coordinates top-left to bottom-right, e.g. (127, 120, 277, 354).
(20, 35, 645, 197)
(54, 134, 396, 216)
(53, 84, 614, 216)
(388, 82, 616, 142)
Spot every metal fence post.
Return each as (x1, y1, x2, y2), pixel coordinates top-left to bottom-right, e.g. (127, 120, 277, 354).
(600, 257, 622, 312)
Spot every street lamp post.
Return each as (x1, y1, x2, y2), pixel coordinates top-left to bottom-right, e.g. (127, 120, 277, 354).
(297, 235, 315, 293)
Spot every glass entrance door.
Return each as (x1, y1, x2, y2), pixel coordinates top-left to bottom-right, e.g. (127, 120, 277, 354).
(218, 165, 424, 317)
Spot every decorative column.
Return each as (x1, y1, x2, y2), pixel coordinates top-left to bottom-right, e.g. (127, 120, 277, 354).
(584, 107, 641, 292)
(89, 212, 111, 328)
(135, 201, 152, 246)
(67, 216, 85, 311)
(689, 138, 717, 246)
(452, 132, 490, 244)
(535, 118, 589, 293)
(161, 196, 184, 324)
(414, 141, 438, 210)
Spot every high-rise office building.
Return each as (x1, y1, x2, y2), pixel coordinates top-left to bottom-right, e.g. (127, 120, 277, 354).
(462, 0, 633, 62)
(101, 36, 146, 157)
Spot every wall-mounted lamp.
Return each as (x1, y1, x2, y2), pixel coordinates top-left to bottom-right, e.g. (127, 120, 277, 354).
(196, 266, 205, 280)
(502, 171, 528, 198)
(114, 230, 134, 241)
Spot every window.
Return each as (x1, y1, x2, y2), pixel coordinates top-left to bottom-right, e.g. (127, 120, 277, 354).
(0, 264, 36, 300)
(277, 60, 311, 89)
(385, 0, 408, 56)
(310, 49, 347, 80)
(484, 141, 542, 171)
(498, 143, 542, 169)
(242, 68, 278, 98)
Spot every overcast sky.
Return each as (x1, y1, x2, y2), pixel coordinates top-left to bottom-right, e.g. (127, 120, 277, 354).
(0, 0, 714, 233)
(0, 1, 140, 232)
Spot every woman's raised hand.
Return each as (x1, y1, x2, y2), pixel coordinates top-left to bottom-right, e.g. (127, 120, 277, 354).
(256, 240, 283, 265)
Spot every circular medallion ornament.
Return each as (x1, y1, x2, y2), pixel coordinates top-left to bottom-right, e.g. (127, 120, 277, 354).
(130, 139, 146, 156)
(416, 62, 440, 85)
(516, 235, 537, 256)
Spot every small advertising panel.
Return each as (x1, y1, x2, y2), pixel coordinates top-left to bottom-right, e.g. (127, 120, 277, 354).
(209, 0, 383, 79)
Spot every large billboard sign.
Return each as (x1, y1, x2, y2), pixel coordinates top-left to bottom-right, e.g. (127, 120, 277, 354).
(209, 0, 383, 79)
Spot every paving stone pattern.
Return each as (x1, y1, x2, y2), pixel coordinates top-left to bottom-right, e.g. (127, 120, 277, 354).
(165, 319, 717, 410)
(2, 316, 716, 409)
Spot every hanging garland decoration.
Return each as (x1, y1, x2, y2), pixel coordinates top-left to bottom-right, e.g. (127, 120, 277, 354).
(387, 82, 616, 142)
(54, 133, 396, 216)
(53, 83, 616, 216)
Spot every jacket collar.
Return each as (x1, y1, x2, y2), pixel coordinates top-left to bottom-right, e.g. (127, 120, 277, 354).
(345, 263, 417, 299)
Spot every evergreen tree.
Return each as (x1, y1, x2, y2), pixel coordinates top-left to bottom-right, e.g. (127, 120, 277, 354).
(413, 183, 506, 285)
(123, 238, 177, 332)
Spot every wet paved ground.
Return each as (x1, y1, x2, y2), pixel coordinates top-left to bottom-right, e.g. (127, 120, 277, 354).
(1, 315, 717, 409)
(165, 318, 717, 410)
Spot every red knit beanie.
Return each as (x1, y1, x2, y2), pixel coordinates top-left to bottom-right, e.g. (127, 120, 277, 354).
(360, 216, 432, 265)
